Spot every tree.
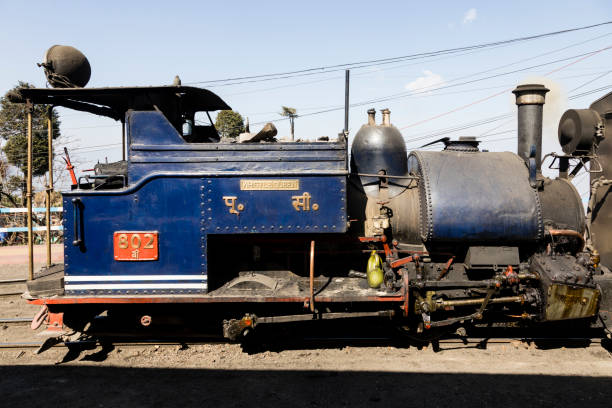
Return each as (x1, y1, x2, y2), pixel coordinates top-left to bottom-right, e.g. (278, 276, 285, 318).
(0, 82, 61, 178)
(0, 82, 61, 207)
(214, 110, 244, 140)
(280, 106, 298, 141)
(0, 158, 19, 207)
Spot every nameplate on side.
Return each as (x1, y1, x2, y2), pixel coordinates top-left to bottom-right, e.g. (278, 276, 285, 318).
(239, 179, 300, 191)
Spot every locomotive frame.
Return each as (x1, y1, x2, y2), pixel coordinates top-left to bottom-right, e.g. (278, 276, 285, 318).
(8, 48, 612, 346)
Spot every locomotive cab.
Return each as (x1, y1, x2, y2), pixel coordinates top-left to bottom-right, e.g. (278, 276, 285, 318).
(10, 84, 354, 300)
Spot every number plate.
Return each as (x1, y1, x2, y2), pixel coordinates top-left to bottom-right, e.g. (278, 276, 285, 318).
(113, 231, 159, 261)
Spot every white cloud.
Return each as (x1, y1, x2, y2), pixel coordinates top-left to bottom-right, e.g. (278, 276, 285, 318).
(405, 70, 445, 93)
(463, 8, 477, 24)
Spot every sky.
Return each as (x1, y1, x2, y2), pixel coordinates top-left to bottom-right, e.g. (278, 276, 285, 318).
(1, 0, 612, 199)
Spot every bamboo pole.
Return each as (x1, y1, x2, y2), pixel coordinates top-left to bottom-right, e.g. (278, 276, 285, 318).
(46, 107, 54, 267)
(26, 102, 33, 281)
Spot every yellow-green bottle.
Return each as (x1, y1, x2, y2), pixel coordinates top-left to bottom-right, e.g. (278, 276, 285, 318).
(366, 250, 384, 289)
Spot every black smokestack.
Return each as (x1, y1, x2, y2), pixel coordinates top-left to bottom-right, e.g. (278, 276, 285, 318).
(513, 84, 549, 171)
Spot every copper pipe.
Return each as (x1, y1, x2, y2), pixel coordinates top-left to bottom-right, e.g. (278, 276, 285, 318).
(547, 229, 585, 250)
(309, 240, 315, 312)
(26, 102, 33, 281)
(46, 107, 54, 268)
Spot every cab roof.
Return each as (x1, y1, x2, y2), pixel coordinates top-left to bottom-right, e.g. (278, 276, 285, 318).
(8, 85, 231, 121)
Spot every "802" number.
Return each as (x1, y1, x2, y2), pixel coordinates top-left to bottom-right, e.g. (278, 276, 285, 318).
(113, 231, 159, 261)
(117, 233, 155, 250)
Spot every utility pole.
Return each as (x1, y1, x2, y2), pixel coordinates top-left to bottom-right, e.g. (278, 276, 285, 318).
(344, 69, 350, 135)
(281, 106, 298, 141)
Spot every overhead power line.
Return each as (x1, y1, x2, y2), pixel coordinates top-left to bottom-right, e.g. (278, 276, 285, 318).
(229, 43, 612, 131)
(406, 66, 612, 148)
(186, 21, 612, 86)
(569, 84, 612, 99)
(569, 70, 612, 92)
(11, 34, 612, 162)
(21, 34, 612, 144)
(398, 44, 612, 130)
(224, 31, 611, 97)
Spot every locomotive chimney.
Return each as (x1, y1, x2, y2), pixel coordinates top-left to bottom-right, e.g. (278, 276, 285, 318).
(367, 108, 376, 126)
(513, 84, 549, 171)
(381, 108, 391, 127)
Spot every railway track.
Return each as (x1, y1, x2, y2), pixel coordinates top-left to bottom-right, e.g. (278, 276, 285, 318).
(0, 306, 609, 353)
(0, 279, 26, 285)
(0, 339, 604, 353)
(0, 317, 32, 324)
(0, 334, 605, 351)
(0, 278, 25, 297)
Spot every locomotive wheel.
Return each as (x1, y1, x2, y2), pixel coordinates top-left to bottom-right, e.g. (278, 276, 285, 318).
(63, 308, 101, 333)
(394, 321, 457, 346)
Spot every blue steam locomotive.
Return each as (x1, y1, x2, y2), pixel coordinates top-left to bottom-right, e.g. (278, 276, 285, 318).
(10, 45, 612, 344)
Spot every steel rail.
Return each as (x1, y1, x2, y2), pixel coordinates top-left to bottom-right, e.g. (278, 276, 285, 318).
(0, 279, 26, 285)
(0, 340, 216, 350)
(0, 317, 32, 324)
(0, 332, 602, 349)
(0, 337, 603, 350)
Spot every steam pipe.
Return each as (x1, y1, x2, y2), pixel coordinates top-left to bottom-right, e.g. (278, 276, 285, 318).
(513, 84, 549, 171)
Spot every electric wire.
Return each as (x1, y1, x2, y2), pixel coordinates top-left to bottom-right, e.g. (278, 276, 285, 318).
(185, 21, 612, 86)
(233, 44, 612, 131)
(405, 66, 612, 148)
(18, 41, 612, 138)
(398, 44, 612, 130)
(569, 70, 612, 92)
(7, 32, 612, 166)
(220, 31, 582, 95)
(240, 69, 612, 119)
(569, 84, 612, 99)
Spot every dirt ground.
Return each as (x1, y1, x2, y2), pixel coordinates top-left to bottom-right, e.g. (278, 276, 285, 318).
(1, 245, 612, 407)
(1, 336, 611, 408)
(0, 243, 59, 320)
(0, 244, 63, 270)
